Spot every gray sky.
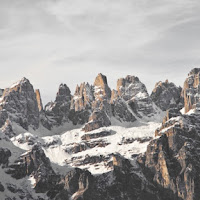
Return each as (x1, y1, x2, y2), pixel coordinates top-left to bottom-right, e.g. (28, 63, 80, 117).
(0, 0, 200, 104)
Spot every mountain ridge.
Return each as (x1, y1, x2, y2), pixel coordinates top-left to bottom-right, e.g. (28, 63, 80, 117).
(0, 68, 200, 199)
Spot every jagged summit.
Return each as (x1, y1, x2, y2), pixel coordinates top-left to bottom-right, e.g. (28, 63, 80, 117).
(188, 67, 200, 76)
(1, 69, 200, 199)
(116, 75, 156, 118)
(94, 73, 109, 87)
(182, 67, 200, 113)
(151, 80, 183, 111)
(0, 77, 40, 131)
(56, 83, 71, 102)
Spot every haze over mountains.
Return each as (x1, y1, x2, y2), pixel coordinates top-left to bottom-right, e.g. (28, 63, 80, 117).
(0, 68, 200, 199)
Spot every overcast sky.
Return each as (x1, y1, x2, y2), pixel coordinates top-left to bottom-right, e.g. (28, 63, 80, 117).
(0, 0, 200, 104)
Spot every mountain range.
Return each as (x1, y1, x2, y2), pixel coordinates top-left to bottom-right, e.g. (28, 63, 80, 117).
(0, 68, 200, 200)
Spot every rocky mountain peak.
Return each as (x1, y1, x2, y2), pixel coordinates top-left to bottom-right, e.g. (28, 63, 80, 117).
(151, 80, 183, 111)
(56, 83, 71, 102)
(117, 75, 146, 99)
(188, 68, 200, 76)
(94, 73, 108, 87)
(71, 82, 94, 112)
(116, 75, 156, 117)
(0, 77, 40, 130)
(182, 67, 200, 113)
(94, 73, 111, 100)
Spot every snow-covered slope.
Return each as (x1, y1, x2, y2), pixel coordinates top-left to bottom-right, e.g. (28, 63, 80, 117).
(11, 121, 161, 175)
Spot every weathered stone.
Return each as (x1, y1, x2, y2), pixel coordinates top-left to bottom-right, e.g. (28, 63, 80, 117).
(82, 110, 111, 132)
(0, 182, 4, 192)
(44, 84, 71, 126)
(182, 68, 200, 113)
(6, 145, 59, 193)
(140, 114, 200, 200)
(0, 78, 40, 130)
(35, 89, 43, 112)
(151, 80, 183, 111)
(0, 147, 11, 166)
(116, 75, 156, 118)
(71, 83, 94, 112)
(94, 73, 111, 100)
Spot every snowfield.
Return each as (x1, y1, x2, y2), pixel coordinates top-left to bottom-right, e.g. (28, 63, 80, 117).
(11, 121, 161, 175)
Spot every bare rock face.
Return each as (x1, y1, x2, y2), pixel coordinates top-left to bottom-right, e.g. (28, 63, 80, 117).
(111, 89, 136, 123)
(116, 75, 156, 118)
(35, 89, 43, 112)
(63, 168, 94, 199)
(69, 82, 94, 125)
(6, 145, 59, 193)
(138, 114, 200, 200)
(182, 68, 200, 113)
(0, 89, 4, 97)
(94, 73, 111, 101)
(71, 83, 94, 112)
(44, 84, 72, 126)
(0, 148, 11, 166)
(81, 74, 112, 132)
(0, 78, 40, 130)
(151, 80, 183, 111)
(82, 110, 111, 132)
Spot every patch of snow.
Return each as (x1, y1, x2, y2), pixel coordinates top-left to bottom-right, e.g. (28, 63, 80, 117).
(180, 107, 185, 114)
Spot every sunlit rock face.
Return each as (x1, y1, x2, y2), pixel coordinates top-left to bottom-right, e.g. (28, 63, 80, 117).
(0, 77, 40, 130)
(182, 68, 200, 113)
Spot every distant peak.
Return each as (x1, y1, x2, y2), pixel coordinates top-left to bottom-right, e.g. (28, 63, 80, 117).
(94, 73, 108, 87)
(10, 77, 31, 89)
(188, 68, 200, 76)
(125, 75, 139, 82)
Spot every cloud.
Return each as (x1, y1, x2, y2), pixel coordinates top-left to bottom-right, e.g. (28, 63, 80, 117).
(0, 0, 200, 104)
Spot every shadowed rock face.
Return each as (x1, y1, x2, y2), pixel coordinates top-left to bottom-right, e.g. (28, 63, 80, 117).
(0, 77, 40, 130)
(44, 84, 72, 126)
(115, 75, 156, 118)
(6, 145, 59, 193)
(0, 89, 4, 97)
(151, 80, 183, 111)
(182, 68, 200, 113)
(111, 89, 136, 123)
(0, 148, 11, 166)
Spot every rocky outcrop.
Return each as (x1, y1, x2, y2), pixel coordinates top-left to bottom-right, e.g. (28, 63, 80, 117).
(138, 114, 200, 200)
(111, 89, 136, 122)
(63, 168, 94, 199)
(71, 83, 94, 112)
(182, 68, 200, 113)
(82, 110, 111, 132)
(116, 75, 156, 118)
(81, 130, 112, 141)
(35, 89, 43, 112)
(0, 78, 40, 130)
(6, 145, 59, 193)
(0, 119, 16, 138)
(0, 148, 11, 166)
(44, 84, 72, 126)
(94, 73, 111, 101)
(151, 80, 183, 111)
